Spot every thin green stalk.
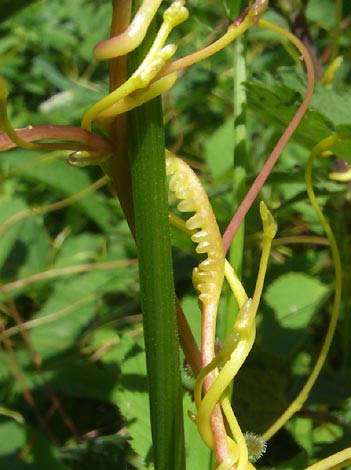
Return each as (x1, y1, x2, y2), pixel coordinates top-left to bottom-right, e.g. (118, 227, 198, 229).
(127, 2, 185, 469)
(224, 12, 247, 343)
(331, 0, 343, 60)
(263, 136, 342, 441)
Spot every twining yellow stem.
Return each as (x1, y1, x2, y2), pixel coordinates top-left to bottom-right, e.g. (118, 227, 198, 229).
(304, 447, 351, 470)
(263, 136, 343, 441)
(329, 166, 351, 182)
(94, 1, 268, 129)
(168, 212, 251, 463)
(81, 1, 188, 131)
(171, 202, 276, 469)
(97, 72, 178, 121)
(94, 0, 161, 59)
(165, 151, 230, 460)
(220, 397, 248, 470)
(161, 0, 268, 77)
(195, 203, 276, 468)
(224, 260, 248, 308)
(0, 76, 40, 150)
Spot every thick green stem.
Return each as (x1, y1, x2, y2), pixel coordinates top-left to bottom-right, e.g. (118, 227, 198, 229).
(127, 2, 185, 469)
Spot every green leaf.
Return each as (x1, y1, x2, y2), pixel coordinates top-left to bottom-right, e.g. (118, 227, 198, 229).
(180, 295, 202, 346)
(28, 267, 136, 359)
(204, 118, 234, 179)
(306, 0, 336, 28)
(261, 273, 330, 356)
(116, 339, 212, 470)
(33, 57, 77, 91)
(53, 233, 105, 267)
(0, 198, 50, 282)
(87, 328, 122, 364)
(245, 72, 351, 162)
(0, 418, 25, 455)
(264, 273, 330, 330)
(0, 198, 28, 271)
(60, 434, 129, 470)
(309, 370, 351, 405)
(0, 0, 39, 23)
(271, 451, 309, 470)
(235, 366, 288, 434)
(0, 419, 63, 469)
(0, 150, 115, 232)
(51, 360, 120, 404)
(286, 417, 314, 455)
(116, 342, 153, 469)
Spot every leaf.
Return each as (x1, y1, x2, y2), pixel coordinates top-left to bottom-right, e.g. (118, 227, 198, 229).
(28, 267, 136, 359)
(116, 341, 153, 469)
(33, 57, 76, 91)
(0, 418, 25, 455)
(180, 295, 202, 346)
(0, 419, 63, 469)
(0, 150, 115, 232)
(261, 273, 330, 356)
(87, 328, 122, 364)
(60, 434, 129, 470)
(306, 0, 336, 28)
(0, 198, 28, 271)
(235, 366, 288, 434)
(0, 197, 51, 281)
(271, 451, 309, 470)
(53, 233, 105, 267)
(286, 417, 314, 455)
(309, 370, 351, 405)
(204, 118, 234, 179)
(245, 72, 351, 162)
(50, 360, 121, 404)
(116, 338, 212, 470)
(0, 0, 39, 23)
(264, 273, 330, 330)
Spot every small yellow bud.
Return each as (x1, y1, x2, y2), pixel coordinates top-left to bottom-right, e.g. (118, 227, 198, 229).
(138, 44, 177, 84)
(260, 201, 278, 240)
(163, 1, 189, 28)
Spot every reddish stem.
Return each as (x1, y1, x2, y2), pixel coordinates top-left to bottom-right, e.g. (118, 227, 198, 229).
(222, 24, 315, 253)
(0, 125, 112, 152)
(202, 304, 231, 463)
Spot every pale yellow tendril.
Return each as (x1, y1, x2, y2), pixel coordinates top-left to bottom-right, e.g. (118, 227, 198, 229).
(194, 203, 276, 469)
(263, 135, 343, 442)
(82, 1, 188, 130)
(0, 76, 39, 150)
(94, 0, 162, 60)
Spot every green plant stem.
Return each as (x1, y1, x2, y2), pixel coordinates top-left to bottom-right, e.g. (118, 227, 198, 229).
(224, 24, 247, 342)
(127, 2, 185, 468)
(331, 0, 343, 60)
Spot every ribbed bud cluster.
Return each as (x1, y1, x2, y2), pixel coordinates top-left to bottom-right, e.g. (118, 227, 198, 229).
(166, 152, 225, 305)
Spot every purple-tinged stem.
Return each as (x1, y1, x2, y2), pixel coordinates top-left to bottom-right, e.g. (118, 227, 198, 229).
(0, 125, 112, 152)
(222, 19, 315, 253)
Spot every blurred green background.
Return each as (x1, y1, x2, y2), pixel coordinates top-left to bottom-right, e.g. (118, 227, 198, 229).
(0, 1, 350, 468)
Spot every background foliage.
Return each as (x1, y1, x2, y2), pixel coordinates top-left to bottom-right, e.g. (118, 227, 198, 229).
(0, 0, 350, 468)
